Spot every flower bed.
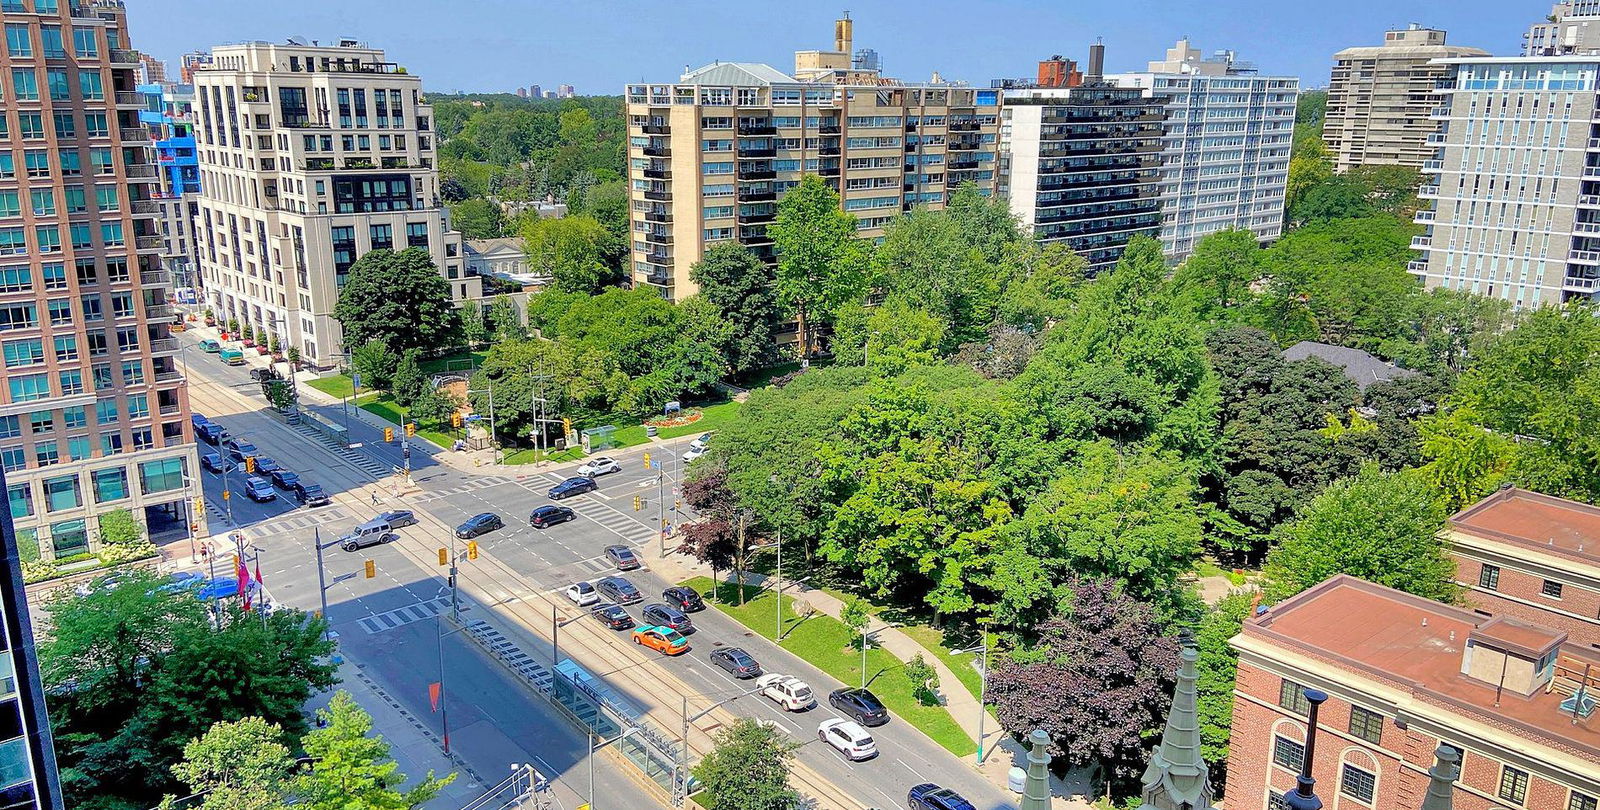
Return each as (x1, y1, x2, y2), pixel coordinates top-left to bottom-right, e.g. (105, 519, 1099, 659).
(647, 409, 705, 429)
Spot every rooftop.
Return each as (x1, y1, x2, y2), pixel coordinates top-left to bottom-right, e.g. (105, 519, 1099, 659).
(1450, 486, 1600, 565)
(1281, 341, 1419, 390)
(1246, 576, 1600, 760)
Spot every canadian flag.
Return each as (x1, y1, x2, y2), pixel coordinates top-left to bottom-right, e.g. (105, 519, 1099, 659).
(235, 554, 252, 612)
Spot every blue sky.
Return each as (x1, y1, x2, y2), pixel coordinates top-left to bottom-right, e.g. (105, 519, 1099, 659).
(132, 0, 1531, 94)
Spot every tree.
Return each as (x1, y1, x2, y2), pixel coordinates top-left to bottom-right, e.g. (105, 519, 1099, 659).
(447, 198, 507, 239)
(988, 576, 1180, 797)
(351, 338, 398, 393)
(390, 349, 427, 408)
(1262, 466, 1454, 602)
(1170, 228, 1262, 323)
(875, 207, 996, 350)
(840, 597, 870, 649)
(294, 692, 453, 810)
(769, 175, 869, 357)
(409, 386, 462, 431)
(581, 178, 630, 243)
(164, 717, 294, 810)
(692, 718, 800, 810)
(489, 296, 524, 341)
(460, 300, 490, 347)
(334, 248, 463, 354)
(97, 508, 143, 548)
(1195, 594, 1253, 790)
(904, 653, 940, 706)
(439, 177, 469, 203)
(522, 215, 617, 294)
(688, 243, 780, 374)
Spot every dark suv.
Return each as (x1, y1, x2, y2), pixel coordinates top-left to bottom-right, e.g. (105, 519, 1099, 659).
(292, 481, 331, 507)
(908, 783, 976, 810)
(530, 505, 576, 528)
(641, 603, 693, 634)
(662, 586, 705, 612)
(829, 688, 889, 726)
(595, 576, 642, 605)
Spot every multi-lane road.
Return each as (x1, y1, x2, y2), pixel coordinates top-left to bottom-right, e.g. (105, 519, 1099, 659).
(176, 331, 1019, 810)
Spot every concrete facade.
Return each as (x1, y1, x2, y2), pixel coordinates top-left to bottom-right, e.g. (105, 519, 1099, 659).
(1525, 1, 1600, 56)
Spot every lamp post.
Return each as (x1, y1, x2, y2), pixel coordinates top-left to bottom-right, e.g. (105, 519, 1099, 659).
(860, 625, 890, 690)
(586, 726, 641, 810)
(1282, 688, 1330, 810)
(677, 683, 768, 805)
(954, 620, 993, 764)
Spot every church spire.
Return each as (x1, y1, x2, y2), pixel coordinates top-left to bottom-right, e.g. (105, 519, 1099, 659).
(1141, 640, 1217, 810)
(1418, 745, 1460, 810)
(1020, 729, 1052, 810)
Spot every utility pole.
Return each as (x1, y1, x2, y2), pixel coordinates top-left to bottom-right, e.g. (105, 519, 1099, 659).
(774, 527, 782, 639)
(314, 527, 331, 641)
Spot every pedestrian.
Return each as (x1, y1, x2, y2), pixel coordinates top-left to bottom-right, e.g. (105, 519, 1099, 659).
(370, 490, 379, 506)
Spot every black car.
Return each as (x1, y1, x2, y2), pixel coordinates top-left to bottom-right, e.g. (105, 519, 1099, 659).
(641, 603, 693, 634)
(378, 509, 417, 528)
(907, 783, 976, 810)
(605, 544, 640, 570)
(201, 452, 232, 474)
(829, 688, 889, 727)
(530, 505, 576, 529)
(243, 476, 277, 503)
(269, 469, 300, 490)
(455, 512, 503, 539)
(253, 456, 282, 474)
(195, 422, 227, 445)
(595, 576, 642, 605)
(293, 481, 331, 507)
(709, 647, 762, 678)
(547, 476, 598, 500)
(662, 586, 705, 613)
(226, 441, 259, 463)
(591, 603, 635, 630)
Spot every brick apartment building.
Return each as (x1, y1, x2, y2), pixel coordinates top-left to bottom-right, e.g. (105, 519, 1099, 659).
(1449, 487, 1600, 647)
(1225, 575, 1599, 810)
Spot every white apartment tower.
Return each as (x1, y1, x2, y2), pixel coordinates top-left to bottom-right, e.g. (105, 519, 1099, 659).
(1525, 2, 1600, 56)
(1411, 57, 1600, 308)
(1108, 39, 1298, 259)
(191, 39, 476, 367)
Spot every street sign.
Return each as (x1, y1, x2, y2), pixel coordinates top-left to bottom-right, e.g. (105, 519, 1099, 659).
(351, 372, 361, 390)
(651, 461, 661, 470)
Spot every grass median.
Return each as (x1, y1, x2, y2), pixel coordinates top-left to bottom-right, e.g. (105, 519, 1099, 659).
(680, 576, 973, 757)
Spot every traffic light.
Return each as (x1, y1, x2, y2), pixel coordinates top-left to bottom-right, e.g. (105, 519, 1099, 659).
(452, 412, 462, 428)
(193, 496, 204, 514)
(364, 559, 375, 579)
(244, 457, 256, 473)
(467, 541, 478, 560)
(383, 427, 394, 443)
(642, 452, 651, 469)
(438, 548, 448, 566)
(222, 489, 230, 501)
(633, 495, 642, 512)
(562, 417, 572, 434)
(405, 422, 416, 438)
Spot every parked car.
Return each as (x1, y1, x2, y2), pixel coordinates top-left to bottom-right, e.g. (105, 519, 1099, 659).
(219, 348, 245, 365)
(565, 581, 600, 607)
(631, 625, 690, 655)
(709, 647, 762, 678)
(195, 422, 227, 445)
(641, 603, 693, 634)
(191, 413, 212, 431)
(269, 469, 300, 490)
(226, 440, 259, 463)
(194, 575, 253, 601)
(547, 476, 598, 500)
(591, 603, 634, 630)
(293, 481, 331, 507)
(605, 544, 640, 570)
(249, 367, 277, 383)
(689, 432, 713, 452)
(530, 505, 576, 529)
(907, 784, 977, 810)
(662, 586, 705, 613)
(253, 456, 282, 474)
(756, 674, 815, 711)
(201, 452, 232, 474)
(681, 446, 706, 464)
(198, 338, 222, 353)
(828, 688, 889, 727)
(595, 576, 642, 605)
(377, 509, 417, 528)
(244, 476, 277, 502)
(576, 456, 621, 477)
(455, 512, 503, 539)
(817, 718, 877, 761)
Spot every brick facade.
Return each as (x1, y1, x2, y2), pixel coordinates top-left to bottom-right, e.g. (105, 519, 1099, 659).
(1454, 552, 1600, 647)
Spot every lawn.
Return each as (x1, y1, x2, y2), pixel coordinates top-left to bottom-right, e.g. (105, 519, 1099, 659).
(502, 446, 585, 465)
(898, 624, 985, 702)
(307, 375, 360, 400)
(357, 394, 456, 450)
(680, 576, 974, 757)
(604, 400, 741, 449)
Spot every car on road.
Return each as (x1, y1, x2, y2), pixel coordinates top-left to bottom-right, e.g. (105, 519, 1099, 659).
(756, 674, 816, 711)
(907, 783, 977, 810)
(198, 339, 222, 353)
(455, 512, 503, 539)
(377, 509, 416, 528)
(576, 456, 621, 477)
(195, 422, 227, 445)
(641, 603, 693, 634)
(191, 413, 212, 431)
(681, 445, 706, 464)
(292, 481, 331, 507)
(565, 581, 600, 606)
(604, 544, 640, 570)
(547, 476, 598, 500)
(225, 440, 259, 463)
(709, 647, 762, 678)
(194, 575, 253, 601)
(817, 718, 877, 761)
(201, 452, 232, 474)
(219, 348, 245, 365)
(631, 625, 689, 655)
(340, 529, 396, 552)
(244, 476, 277, 502)
(662, 586, 705, 613)
(689, 432, 712, 452)
(828, 687, 889, 727)
(253, 456, 282, 474)
(529, 505, 576, 529)
(591, 603, 634, 630)
(595, 576, 642, 605)
(269, 469, 300, 490)
(248, 367, 277, 383)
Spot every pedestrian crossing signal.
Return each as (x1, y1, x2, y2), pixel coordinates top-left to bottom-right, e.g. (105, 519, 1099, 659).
(467, 541, 478, 560)
(438, 548, 448, 566)
(364, 559, 375, 579)
(384, 427, 395, 443)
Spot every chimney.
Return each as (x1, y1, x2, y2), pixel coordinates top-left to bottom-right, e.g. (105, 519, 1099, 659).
(1019, 729, 1052, 810)
(1418, 745, 1461, 810)
(1282, 688, 1329, 810)
(835, 11, 853, 54)
(1086, 38, 1106, 83)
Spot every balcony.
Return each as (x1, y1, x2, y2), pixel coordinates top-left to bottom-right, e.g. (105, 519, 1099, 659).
(948, 120, 980, 132)
(1421, 159, 1444, 172)
(1564, 275, 1599, 290)
(1580, 194, 1600, 207)
(643, 168, 670, 179)
(947, 140, 981, 152)
(115, 91, 143, 107)
(1417, 184, 1440, 198)
(135, 235, 164, 251)
(819, 166, 840, 177)
(737, 147, 777, 158)
(1426, 133, 1448, 144)
(1406, 260, 1429, 275)
(644, 231, 673, 245)
(644, 211, 672, 223)
(1575, 221, 1600, 235)
(741, 232, 774, 246)
(302, 157, 335, 171)
(642, 146, 671, 158)
(120, 126, 149, 143)
(644, 190, 671, 202)
(1409, 236, 1432, 250)
(739, 189, 776, 202)
(158, 402, 181, 417)
(819, 146, 841, 156)
(1571, 249, 1600, 264)
(343, 158, 376, 170)
(141, 269, 172, 286)
(739, 211, 776, 224)
(144, 303, 174, 320)
(130, 199, 160, 216)
(643, 124, 671, 135)
(738, 123, 777, 136)
(149, 338, 180, 355)
(818, 124, 841, 135)
(1589, 138, 1600, 151)
(153, 369, 183, 384)
(1413, 210, 1435, 223)
(109, 49, 141, 65)
(738, 167, 777, 180)
(947, 160, 979, 170)
(1429, 106, 1451, 118)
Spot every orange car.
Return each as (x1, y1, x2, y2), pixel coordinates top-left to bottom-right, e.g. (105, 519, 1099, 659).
(632, 625, 690, 655)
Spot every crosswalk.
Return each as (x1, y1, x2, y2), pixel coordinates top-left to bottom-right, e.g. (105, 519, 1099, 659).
(237, 506, 351, 539)
(412, 475, 515, 504)
(567, 498, 658, 546)
(292, 422, 389, 478)
(355, 596, 469, 634)
(460, 618, 553, 692)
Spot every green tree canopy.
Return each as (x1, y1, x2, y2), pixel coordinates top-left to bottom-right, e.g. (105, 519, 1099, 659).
(769, 175, 869, 356)
(446, 198, 507, 239)
(521, 215, 618, 294)
(693, 718, 800, 810)
(334, 248, 463, 354)
(688, 243, 780, 374)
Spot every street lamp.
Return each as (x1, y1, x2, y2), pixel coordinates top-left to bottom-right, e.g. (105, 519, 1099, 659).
(586, 726, 641, 810)
(859, 625, 892, 690)
(677, 683, 768, 805)
(954, 619, 994, 765)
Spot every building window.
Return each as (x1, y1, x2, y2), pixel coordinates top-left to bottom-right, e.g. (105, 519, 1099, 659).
(1267, 795, 1291, 810)
(1278, 680, 1311, 715)
(6, 484, 30, 519)
(0, 448, 22, 473)
(43, 474, 80, 512)
(1348, 706, 1383, 744)
(49, 519, 87, 558)
(1479, 564, 1500, 590)
(1571, 791, 1598, 810)
(1542, 580, 1564, 599)
(8, 373, 49, 403)
(1272, 735, 1304, 771)
(138, 457, 185, 495)
(1339, 764, 1376, 804)
(1499, 766, 1529, 805)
